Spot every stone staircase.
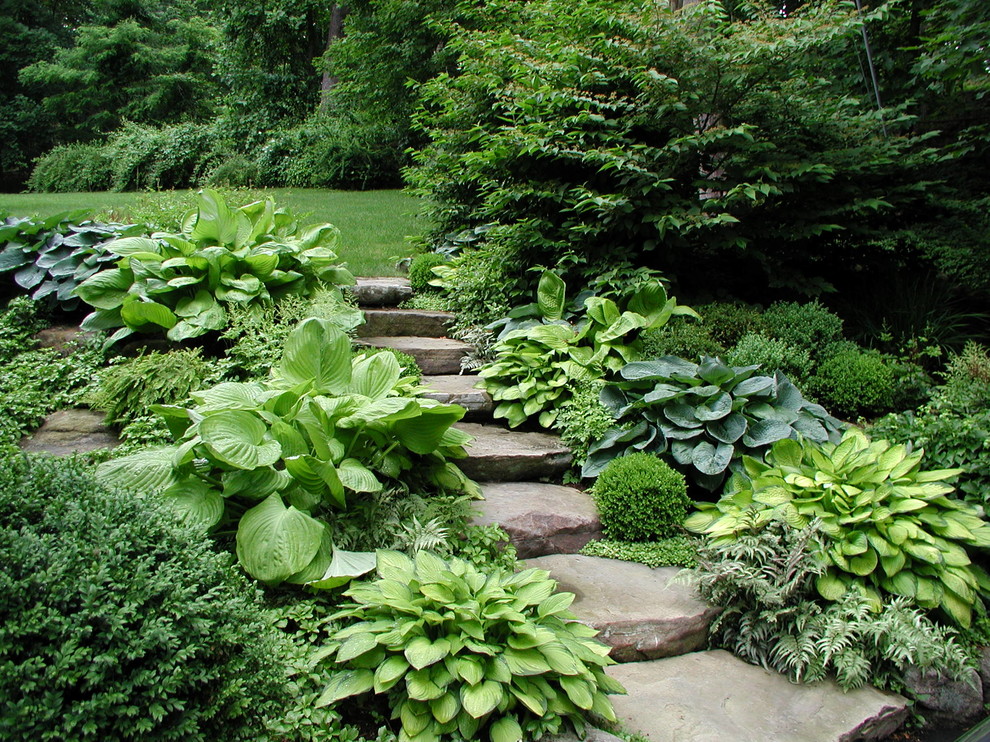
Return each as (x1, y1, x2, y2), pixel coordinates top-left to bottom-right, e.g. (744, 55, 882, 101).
(349, 278, 910, 742)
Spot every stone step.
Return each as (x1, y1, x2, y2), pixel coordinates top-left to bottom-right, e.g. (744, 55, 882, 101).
(471, 482, 602, 558)
(419, 375, 492, 419)
(523, 554, 718, 662)
(607, 651, 908, 742)
(357, 308, 455, 338)
(347, 277, 413, 307)
(356, 336, 471, 375)
(19, 409, 119, 456)
(455, 422, 572, 482)
(32, 325, 95, 355)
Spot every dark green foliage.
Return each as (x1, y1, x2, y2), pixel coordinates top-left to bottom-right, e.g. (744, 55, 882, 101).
(811, 348, 895, 419)
(88, 349, 222, 427)
(592, 453, 690, 542)
(0, 453, 288, 741)
(454, 523, 519, 574)
(640, 318, 726, 362)
(687, 517, 972, 691)
(0, 296, 47, 364)
(761, 300, 844, 354)
(693, 302, 766, 348)
(408, 253, 447, 292)
(580, 536, 697, 568)
(205, 155, 261, 188)
(24, 143, 113, 192)
(554, 380, 618, 472)
(726, 334, 814, 389)
(937, 342, 990, 413)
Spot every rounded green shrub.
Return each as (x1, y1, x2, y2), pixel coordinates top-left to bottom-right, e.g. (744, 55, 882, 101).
(26, 143, 113, 193)
(640, 318, 725, 362)
(726, 333, 814, 387)
(763, 300, 844, 353)
(812, 348, 895, 418)
(408, 252, 448, 292)
(0, 454, 288, 741)
(593, 453, 690, 541)
(694, 302, 766, 347)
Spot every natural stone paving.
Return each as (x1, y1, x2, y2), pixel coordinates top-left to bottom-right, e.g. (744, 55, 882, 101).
(357, 308, 454, 338)
(524, 554, 718, 662)
(33, 325, 94, 355)
(454, 422, 572, 481)
(19, 409, 118, 456)
(606, 651, 909, 742)
(419, 375, 492, 418)
(347, 276, 413, 306)
(356, 336, 471, 375)
(471, 482, 602, 558)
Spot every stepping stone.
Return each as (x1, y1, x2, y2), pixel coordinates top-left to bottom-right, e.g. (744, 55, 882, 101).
(357, 337, 472, 375)
(357, 308, 455, 338)
(19, 409, 118, 456)
(472, 482, 602, 558)
(606, 651, 909, 742)
(33, 325, 94, 355)
(420, 375, 492, 418)
(524, 554, 718, 662)
(455, 423, 572, 481)
(347, 277, 413, 307)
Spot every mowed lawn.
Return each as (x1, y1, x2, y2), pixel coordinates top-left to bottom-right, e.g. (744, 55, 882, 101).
(0, 189, 426, 277)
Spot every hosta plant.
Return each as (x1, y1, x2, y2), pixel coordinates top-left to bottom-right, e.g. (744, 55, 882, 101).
(685, 430, 990, 626)
(74, 190, 355, 344)
(316, 550, 624, 742)
(97, 318, 477, 586)
(583, 356, 842, 490)
(0, 211, 143, 311)
(479, 272, 697, 428)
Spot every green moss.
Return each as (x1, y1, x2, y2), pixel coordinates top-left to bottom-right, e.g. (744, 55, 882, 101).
(580, 536, 698, 568)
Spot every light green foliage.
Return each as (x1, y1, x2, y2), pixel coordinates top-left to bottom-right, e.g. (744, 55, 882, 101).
(454, 524, 519, 574)
(726, 333, 814, 389)
(585, 357, 841, 491)
(222, 286, 364, 379)
(88, 349, 223, 427)
(762, 301, 844, 355)
(479, 272, 696, 427)
(408, 253, 448, 292)
(938, 342, 990, 413)
(0, 453, 288, 741)
(686, 430, 990, 626)
(811, 348, 895, 419)
(686, 517, 973, 691)
(75, 190, 355, 344)
(554, 380, 618, 471)
(0, 296, 47, 364)
(96, 318, 476, 585)
(317, 550, 624, 742)
(0, 212, 143, 311)
(592, 453, 690, 542)
(580, 537, 697, 568)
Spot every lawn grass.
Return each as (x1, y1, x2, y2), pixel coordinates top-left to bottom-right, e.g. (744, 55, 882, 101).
(0, 189, 425, 277)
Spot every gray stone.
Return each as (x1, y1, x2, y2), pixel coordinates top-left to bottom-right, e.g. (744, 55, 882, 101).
(979, 647, 990, 701)
(19, 409, 119, 456)
(347, 277, 413, 307)
(357, 308, 455, 338)
(542, 727, 623, 742)
(419, 375, 492, 418)
(524, 554, 718, 662)
(33, 325, 94, 355)
(904, 665, 984, 723)
(607, 651, 909, 742)
(472, 482, 602, 558)
(455, 423, 572, 482)
(356, 336, 471, 375)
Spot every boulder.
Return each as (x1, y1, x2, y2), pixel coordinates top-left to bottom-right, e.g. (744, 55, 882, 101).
(19, 409, 118, 456)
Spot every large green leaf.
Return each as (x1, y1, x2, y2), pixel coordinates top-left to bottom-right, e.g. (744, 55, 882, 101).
(74, 268, 133, 309)
(537, 271, 566, 320)
(393, 405, 465, 454)
(235, 494, 325, 584)
(198, 410, 282, 469)
(692, 441, 734, 475)
(120, 299, 178, 329)
(96, 447, 178, 493)
(307, 547, 378, 590)
(280, 318, 352, 394)
(351, 351, 401, 399)
(160, 476, 224, 529)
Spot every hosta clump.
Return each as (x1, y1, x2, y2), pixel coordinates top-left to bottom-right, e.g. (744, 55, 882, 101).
(686, 430, 990, 626)
(97, 318, 477, 586)
(317, 550, 624, 742)
(584, 356, 841, 490)
(479, 272, 696, 428)
(75, 190, 355, 344)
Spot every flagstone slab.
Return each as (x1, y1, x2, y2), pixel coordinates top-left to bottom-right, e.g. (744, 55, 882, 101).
(19, 409, 118, 456)
(348, 277, 413, 307)
(356, 336, 471, 375)
(420, 375, 492, 418)
(357, 308, 455, 338)
(455, 423, 572, 481)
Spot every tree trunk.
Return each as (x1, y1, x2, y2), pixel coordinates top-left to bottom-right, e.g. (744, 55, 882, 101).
(320, 4, 349, 105)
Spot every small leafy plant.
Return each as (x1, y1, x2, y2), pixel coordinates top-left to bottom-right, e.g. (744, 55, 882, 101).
(97, 318, 477, 586)
(685, 430, 990, 626)
(810, 348, 895, 419)
(592, 453, 689, 542)
(580, 537, 697, 568)
(316, 550, 624, 742)
(584, 356, 841, 490)
(75, 190, 355, 344)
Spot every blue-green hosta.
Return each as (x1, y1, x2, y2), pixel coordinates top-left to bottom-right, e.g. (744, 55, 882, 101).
(97, 319, 477, 586)
(685, 430, 990, 626)
(75, 190, 355, 344)
(317, 550, 624, 742)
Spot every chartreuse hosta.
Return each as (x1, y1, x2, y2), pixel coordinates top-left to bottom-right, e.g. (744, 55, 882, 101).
(685, 429, 990, 626)
(75, 190, 355, 344)
(479, 271, 698, 428)
(317, 550, 624, 742)
(97, 318, 478, 587)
